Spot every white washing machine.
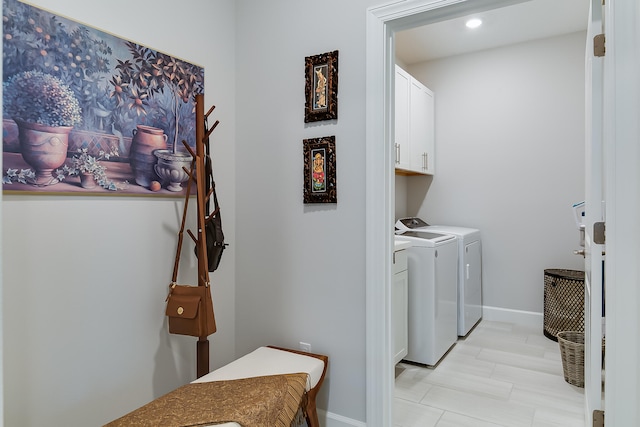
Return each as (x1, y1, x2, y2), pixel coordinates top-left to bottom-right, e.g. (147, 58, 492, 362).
(397, 217, 483, 337)
(394, 226, 458, 366)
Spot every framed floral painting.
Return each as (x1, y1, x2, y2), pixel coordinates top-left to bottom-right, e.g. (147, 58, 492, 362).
(303, 136, 336, 204)
(304, 50, 338, 123)
(2, 0, 204, 196)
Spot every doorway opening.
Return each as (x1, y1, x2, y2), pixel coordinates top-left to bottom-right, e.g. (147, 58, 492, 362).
(365, 0, 588, 425)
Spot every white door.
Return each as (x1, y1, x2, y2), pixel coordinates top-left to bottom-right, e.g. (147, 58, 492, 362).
(601, 0, 640, 424)
(583, 0, 605, 423)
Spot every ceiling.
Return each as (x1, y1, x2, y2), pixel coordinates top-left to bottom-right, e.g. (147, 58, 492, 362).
(395, 0, 590, 65)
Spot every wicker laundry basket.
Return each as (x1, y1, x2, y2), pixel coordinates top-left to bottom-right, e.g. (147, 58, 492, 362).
(543, 269, 585, 341)
(557, 331, 584, 387)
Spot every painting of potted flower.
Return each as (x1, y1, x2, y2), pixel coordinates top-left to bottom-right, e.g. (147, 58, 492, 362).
(2, 0, 203, 196)
(3, 69, 82, 184)
(58, 148, 120, 190)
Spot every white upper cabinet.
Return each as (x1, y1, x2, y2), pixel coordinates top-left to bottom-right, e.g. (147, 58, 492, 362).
(394, 65, 435, 175)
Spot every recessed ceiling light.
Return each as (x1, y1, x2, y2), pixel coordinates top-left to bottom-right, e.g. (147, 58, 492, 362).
(466, 18, 482, 29)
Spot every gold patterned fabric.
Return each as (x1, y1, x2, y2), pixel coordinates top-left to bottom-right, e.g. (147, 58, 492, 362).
(104, 373, 308, 427)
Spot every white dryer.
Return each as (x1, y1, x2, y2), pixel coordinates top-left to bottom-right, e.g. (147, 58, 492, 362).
(397, 218, 483, 337)
(394, 226, 458, 366)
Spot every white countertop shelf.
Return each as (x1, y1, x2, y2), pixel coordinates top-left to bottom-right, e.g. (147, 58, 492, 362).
(394, 238, 413, 252)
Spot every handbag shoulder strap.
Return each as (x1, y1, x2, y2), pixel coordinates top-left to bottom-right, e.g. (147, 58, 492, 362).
(203, 123, 224, 240)
(171, 150, 196, 283)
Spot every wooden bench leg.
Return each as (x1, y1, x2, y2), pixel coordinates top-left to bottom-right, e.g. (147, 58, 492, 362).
(305, 397, 320, 427)
(266, 346, 328, 427)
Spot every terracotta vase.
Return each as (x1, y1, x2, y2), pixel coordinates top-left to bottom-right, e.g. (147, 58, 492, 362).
(15, 119, 71, 185)
(79, 172, 97, 189)
(129, 125, 167, 187)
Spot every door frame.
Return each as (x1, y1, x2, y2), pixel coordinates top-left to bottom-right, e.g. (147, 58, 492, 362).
(365, 1, 530, 425)
(583, 0, 604, 423)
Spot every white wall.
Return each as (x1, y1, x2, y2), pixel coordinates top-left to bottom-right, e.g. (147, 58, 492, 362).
(2, 0, 380, 424)
(234, 0, 378, 423)
(400, 32, 586, 314)
(2, 1, 237, 425)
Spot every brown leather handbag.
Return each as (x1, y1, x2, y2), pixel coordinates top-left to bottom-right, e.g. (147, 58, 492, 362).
(164, 147, 216, 338)
(165, 283, 216, 337)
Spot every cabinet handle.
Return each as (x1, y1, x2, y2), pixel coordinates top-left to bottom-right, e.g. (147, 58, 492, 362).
(395, 143, 400, 164)
(422, 152, 428, 170)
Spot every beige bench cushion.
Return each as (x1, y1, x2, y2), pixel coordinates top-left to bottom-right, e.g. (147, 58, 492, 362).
(193, 346, 325, 391)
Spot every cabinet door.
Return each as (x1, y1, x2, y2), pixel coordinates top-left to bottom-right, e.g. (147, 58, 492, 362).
(392, 267, 409, 365)
(424, 85, 435, 173)
(464, 240, 482, 331)
(409, 80, 434, 174)
(433, 242, 458, 359)
(394, 66, 411, 170)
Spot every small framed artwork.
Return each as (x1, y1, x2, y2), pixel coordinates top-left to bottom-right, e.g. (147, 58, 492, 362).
(303, 136, 337, 204)
(304, 50, 338, 123)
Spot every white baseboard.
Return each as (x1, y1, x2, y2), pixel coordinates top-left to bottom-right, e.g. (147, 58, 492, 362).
(318, 409, 366, 427)
(482, 305, 543, 329)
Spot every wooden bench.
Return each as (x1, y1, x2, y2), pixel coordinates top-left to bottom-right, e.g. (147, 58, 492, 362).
(193, 346, 328, 427)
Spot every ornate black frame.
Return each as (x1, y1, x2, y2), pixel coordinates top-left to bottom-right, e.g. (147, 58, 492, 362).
(303, 136, 337, 204)
(304, 50, 338, 123)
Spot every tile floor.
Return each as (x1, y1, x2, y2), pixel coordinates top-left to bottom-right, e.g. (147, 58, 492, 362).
(394, 320, 586, 427)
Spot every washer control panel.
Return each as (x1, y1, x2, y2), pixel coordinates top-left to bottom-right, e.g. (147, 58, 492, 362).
(396, 217, 429, 230)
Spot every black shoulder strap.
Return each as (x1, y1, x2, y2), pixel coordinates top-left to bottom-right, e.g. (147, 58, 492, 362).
(203, 119, 224, 245)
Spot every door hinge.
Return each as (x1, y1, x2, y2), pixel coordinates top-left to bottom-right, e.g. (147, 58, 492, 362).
(594, 222, 606, 244)
(593, 409, 604, 427)
(594, 34, 605, 57)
